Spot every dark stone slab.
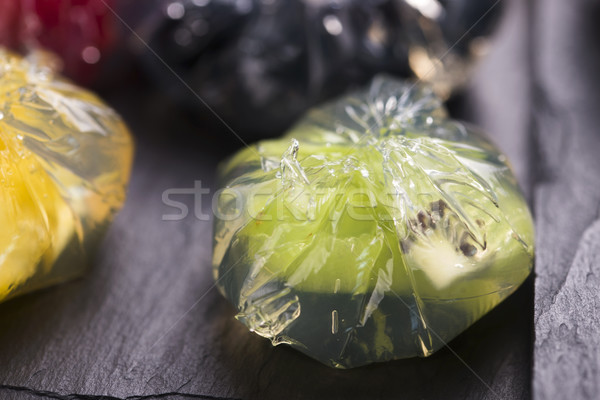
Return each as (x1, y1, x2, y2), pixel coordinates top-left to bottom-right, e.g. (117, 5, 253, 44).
(532, 0, 600, 398)
(0, 0, 534, 398)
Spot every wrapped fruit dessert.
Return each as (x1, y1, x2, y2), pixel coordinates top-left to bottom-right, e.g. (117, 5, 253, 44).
(132, 0, 500, 140)
(212, 76, 534, 368)
(0, 49, 134, 303)
(0, 0, 121, 84)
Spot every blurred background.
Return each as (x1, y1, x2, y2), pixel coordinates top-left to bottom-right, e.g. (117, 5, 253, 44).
(0, 0, 501, 143)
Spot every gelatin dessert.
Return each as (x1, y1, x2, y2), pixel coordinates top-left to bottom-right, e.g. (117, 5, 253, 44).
(213, 76, 534, 368)
(133, 0, 500, 139)
(0, 49, 133, 303)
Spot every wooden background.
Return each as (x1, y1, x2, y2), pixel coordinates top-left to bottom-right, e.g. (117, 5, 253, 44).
(1, 0, 598, 398)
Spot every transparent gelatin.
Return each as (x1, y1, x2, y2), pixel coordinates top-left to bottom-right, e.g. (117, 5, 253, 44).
(0, 49, 134, 303)
(213, 76, 534, 369)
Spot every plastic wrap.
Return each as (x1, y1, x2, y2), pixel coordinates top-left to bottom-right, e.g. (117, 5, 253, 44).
(132, 0, 500, 140)
(0, 49, 134, 302)
(212, 75, 534, 368)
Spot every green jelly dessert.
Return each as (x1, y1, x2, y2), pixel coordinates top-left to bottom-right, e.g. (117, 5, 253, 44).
(212, 76, 534, 369)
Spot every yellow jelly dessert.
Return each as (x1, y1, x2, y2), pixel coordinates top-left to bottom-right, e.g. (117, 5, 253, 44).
(0, 49, 133, 302)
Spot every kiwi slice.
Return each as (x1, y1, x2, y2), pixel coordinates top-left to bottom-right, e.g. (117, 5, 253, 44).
(400, 200, 482, 288)
(213, 76, 534, 368)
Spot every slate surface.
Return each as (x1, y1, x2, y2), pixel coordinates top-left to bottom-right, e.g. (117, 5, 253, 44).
(532, 0, 600, 398)
(0, 0, 547, 399)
